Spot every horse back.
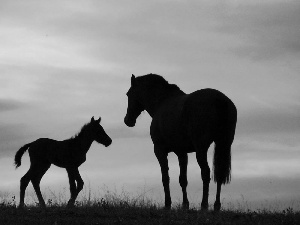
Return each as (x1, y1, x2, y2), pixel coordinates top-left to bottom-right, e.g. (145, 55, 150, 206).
(183, 88, 237, 142)
(150, 88, 236, 153)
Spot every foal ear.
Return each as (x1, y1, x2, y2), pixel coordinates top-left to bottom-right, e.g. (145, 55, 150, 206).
(91, 116, 95, 122)
(131, 74, 136, 86)
(97, 117, 101, 123)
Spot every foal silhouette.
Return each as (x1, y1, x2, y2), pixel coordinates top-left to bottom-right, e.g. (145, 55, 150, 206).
(15, 117, 112, 208)
(124, 74, 237, 211)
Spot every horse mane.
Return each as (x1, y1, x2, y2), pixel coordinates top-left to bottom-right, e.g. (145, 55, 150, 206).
(137, 73, 185, 95)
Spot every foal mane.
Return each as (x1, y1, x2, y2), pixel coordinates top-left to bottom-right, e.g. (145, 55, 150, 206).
(137, 74, 185, 95)
(69, 121, 92, 141)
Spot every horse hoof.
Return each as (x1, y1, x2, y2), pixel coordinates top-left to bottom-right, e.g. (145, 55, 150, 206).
(18, 205, 25, 211)
(201, 203, 208, 211)
(214, 202, 221, 211)
(182, 202, 189, 210)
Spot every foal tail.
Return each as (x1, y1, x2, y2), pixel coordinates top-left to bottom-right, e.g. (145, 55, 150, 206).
(14, 142, 32, 169)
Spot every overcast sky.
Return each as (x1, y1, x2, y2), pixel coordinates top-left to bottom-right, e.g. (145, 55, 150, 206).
(1, 0, 300, 210)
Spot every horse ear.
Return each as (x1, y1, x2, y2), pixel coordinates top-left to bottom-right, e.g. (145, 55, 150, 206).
(131, 74, 136, 86)
(91, 116, 95, 122)
(97, 117, 101, 123)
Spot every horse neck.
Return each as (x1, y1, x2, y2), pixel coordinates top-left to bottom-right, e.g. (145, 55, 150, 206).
(144, 89, 184, 117)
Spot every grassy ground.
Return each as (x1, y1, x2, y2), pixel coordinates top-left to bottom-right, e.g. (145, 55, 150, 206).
(0, 195, 299, 225)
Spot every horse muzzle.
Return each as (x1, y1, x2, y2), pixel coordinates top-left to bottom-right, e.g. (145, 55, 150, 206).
(124, 116, 136, 127)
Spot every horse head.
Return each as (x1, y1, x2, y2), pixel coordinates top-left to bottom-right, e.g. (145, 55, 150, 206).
(124, 74, 145, 127)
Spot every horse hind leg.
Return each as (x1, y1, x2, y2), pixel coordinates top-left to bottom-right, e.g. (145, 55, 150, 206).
(213, 140, 232, 211)
(214, 182, 222, 211)
(195, 142, 211, 210)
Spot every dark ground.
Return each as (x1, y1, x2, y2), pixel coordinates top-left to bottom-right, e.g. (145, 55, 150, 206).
(0, 200, 299, 225)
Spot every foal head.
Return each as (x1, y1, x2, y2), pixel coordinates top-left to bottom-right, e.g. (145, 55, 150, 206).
(124, 74, 145, 127)
(86, 117, 112, 147)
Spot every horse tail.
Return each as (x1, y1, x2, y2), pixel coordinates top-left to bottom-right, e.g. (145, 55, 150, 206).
(213, 141, 232, 184)
(14, 142, 32, 169)
(213, 98, 237, 185)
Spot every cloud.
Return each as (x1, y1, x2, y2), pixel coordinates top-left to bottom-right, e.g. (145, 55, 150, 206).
(217, 1, 300, 60)
(0, 0, 232, 74)
(235, 102, 300, 162)
(0, 99, 27, 112)
(107, 125, 149, 140)
(0, 123, 30, 157)
(238, 103, 300, 137)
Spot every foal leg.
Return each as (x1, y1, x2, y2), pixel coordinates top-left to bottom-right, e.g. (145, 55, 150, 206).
(178, 153, 189, 209)
(19, 167, 34, 208)
(73, 168, 84, 201)
(31, 163, 51, 208)
(196, 143, 211, 210)
(154, 145, 171, 209)
(66, 167, 84, 207)
(66, 168, 76, 207)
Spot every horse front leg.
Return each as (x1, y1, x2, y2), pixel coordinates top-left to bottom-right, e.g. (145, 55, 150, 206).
(178, 153, 189, 209)
(154, 145, 171, 209)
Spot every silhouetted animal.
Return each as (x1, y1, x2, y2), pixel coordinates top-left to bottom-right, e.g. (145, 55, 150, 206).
(124, 74, 237, 211)
(15, 117, 112, 208)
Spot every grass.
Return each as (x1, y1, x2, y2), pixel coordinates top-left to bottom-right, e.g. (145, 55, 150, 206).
(0, 189, 299, 225)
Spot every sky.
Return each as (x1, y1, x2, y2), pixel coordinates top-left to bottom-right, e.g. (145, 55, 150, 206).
(0, 0, 300, 211)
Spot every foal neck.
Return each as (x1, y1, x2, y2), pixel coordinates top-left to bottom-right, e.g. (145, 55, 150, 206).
(75, 132, 94, 154)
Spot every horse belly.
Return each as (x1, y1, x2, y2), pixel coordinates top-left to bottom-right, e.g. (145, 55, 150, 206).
(151, 98, 192, 152)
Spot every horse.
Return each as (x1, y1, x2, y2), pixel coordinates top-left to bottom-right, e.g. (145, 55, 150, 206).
(14, 117, 112, 208)
(124, 74, 237, 211)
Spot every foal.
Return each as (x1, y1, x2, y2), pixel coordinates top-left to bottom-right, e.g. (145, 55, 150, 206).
(15, 117, 112, 208)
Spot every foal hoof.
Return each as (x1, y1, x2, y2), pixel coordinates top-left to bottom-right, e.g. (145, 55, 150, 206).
(67, 201, 75, 208)
(164, 203, 171, 210)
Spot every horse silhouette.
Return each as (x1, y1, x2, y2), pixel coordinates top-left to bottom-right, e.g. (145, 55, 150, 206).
(14, 117, 112, 208)
(124, 74, 237, 211)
